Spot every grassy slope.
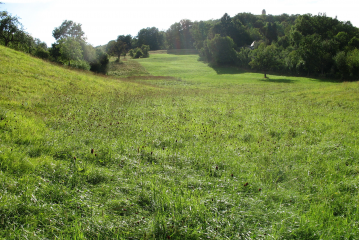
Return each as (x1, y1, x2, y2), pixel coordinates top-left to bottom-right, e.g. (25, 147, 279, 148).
(1, 46, 359, 239)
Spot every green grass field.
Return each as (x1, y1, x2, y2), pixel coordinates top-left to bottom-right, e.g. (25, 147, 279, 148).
(1, 45, 359, 239)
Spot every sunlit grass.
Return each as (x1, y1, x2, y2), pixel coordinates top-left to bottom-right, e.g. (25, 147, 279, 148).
(1, 46, 359, 239)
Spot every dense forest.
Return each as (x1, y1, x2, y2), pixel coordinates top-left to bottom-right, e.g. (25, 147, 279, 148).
(1, 5, 359, 79)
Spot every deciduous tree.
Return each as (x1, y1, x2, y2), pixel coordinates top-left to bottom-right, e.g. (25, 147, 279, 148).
(249, 43, 279, 78)
(58, 37, 83, 66)
(106, 40, 127, 62)
(0, 11, 25, 47)
(52, 20, 85, 41)
(200, 34, 237, 65)
(137, 27, 164, 50)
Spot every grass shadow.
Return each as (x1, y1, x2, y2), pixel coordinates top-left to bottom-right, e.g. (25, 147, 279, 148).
(259, 78, 297, 83)
(166, 49, 199, 55)
(212, 66, 247, 75)
(309, 77, 344, 83)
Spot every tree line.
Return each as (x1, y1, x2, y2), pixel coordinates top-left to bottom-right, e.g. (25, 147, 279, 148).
(195, 12, 359, 79)
(1, 4, 359, 79)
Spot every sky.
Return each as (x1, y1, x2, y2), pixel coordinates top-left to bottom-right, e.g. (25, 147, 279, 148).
(1, 0, 359, 47)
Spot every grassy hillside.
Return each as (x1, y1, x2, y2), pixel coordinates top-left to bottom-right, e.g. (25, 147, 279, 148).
(1, 45, 359, 239)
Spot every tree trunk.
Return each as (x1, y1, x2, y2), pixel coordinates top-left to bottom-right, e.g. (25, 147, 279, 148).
(264, 72, 267, 78)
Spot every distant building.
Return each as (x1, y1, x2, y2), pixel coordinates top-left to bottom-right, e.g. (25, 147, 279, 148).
(249, 41, 256, 50)
(262, 9, 266, 15)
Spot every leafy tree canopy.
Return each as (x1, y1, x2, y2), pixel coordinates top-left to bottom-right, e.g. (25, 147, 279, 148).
(106, 39, 127, 61)
(249, 43, 280, 78)
(52, 20, 85, 41)
(58, 37, 83, 65)
(136, 27, 164, 50)
(0, 11, 26, 47)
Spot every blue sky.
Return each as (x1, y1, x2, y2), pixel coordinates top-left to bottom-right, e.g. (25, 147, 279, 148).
(1, 0, 358, 47)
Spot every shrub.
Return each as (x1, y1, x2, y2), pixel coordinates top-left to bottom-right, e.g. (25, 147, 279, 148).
(33, 47, 50, 59)
(70, 60, 91, 71)
(200, 34, 237, 65)
(128, 49, 134, 58)
(129, 45, 150, 59)
(90, 50, 109, 74)
(133, 48, 143, 58)
(141, 44, 150, 58)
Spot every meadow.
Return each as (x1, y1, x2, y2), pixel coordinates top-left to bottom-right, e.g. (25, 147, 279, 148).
(1, 45, 359, 239)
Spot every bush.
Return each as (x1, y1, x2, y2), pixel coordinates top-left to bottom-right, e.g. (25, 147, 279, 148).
(33, 47, 50, 59)
(236, 48, 251, 68)
(129, 45, 150, 59)
(200, 34, 237, 65)
(141, 44, 150, 58)
(133, 48, 143, 58)
(128, 49, 134, 58)
(90, 50, 109, 74)
(70, 60, 91, 71)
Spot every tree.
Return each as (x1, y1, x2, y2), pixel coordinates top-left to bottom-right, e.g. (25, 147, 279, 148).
(264, 22, 278, 43)
(117, 35, 132, 49)
(51, 20, 92, 70)
(166, 19, 195, 49)
(58, 37, 83, 66)
(200, 34, 237, 65)
(80, 41, 96, 63)
(166, 22, 182, 49)
(106, 39, 127, 62)
(348, 36, 359, 50)
(347, 49, 359, 78)
(190, 21, 212, 50)
(137, 27, 164, 50)
(249, 43, 280, 78)
(211, 13, 252, 48)
(0, 11, 25, 47)
(90, 49, 109, 74)
(52, 20, 85, 41)
(334, 51, 348, 79)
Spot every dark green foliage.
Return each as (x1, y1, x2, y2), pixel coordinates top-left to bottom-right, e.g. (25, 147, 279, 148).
(49, 43, 61, 62)
(106, 39, 127, 61)
(90, 49, 109, 74)
(166, 19, 195, 49)
(52, 20, 85, 41)
(249, 43, 280, 77)
(347, 49, 359, 77)
(200, 34, 237, 65)
(48, 20, 99, 71)
(348, 36, 359, 49)
(117, 34, 132, 49)
(141, 44, 150, 58)
(69, 60, 90, 70)
(136, 27, 164, 50)
(129, 44, 150, 59)
(32, 39, 49, 59)
(211, 13, 252, 48)
(263, 22, 278, 43)
(190, 21, 212, 50)
(0, 11, 25, 47)
(133, 48, 143, 58)
(194, 12, 359, 79)
(236, 47, 252, 68)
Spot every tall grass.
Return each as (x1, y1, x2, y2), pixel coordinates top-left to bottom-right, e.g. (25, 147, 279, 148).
(1, 45, 359, 239)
